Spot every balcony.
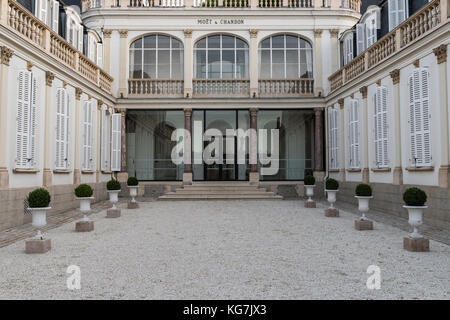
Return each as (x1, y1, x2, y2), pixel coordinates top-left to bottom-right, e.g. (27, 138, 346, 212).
(258, 78, 314, 97)
(193, 79, 250, 97)
(128, 79, 184, 97)
(329, 0, 446, 93)
(1, 0, 113, 93)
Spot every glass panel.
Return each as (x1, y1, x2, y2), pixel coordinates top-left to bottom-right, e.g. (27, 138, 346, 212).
(236, 50, 248, 78)
(272, 50, 285, 78)
(222, 50, 235, 79)
(171, 50, 183, 79)
(237, 110, 250, 181)
(196, 38, 206, 48)
(158, 35, 170, 48)
(260, 50, 271, 78)
(143, 64, 156, 79)
(192, 111, 204, 181)
(208, 35, 220, 48)
(196, 50, 207, 78)
(132, 50, 142, 65)
(222, 35, 235, 48)
(171, 38, 182, 49)
(143, 35, 156, 48)
(131, 38, 143, 49)
(158, 50, 170, 78)
(236, 38, 248, 48)
(260, 38, 270, 48)
(207, 50, 221, 78)
(126, 110, 185, 181)
(272, 35, 284, 48)
(286, 35, 299, 48)
(286, 50, 299, 78)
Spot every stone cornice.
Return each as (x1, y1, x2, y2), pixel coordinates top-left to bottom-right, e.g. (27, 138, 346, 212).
(0, 46, 13, 66)
(433, 44, 447, 64)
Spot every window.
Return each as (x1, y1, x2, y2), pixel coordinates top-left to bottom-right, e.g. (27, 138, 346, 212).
(65, 13, 83, 51)
(408, 68, 431, 167)
(82, 101, 93, 170)
(343, 33, 353, 65)
(259, 34, 313, 79)
(55, 88, 70, 170)
(100, 106, 111, 171)
(195, 35, 249, 79)
(111, 113, 122, 172)
(374, 86, 389, 168)
(16, 70, 37, 169)
(328, 108, 339, 170)
(348, 99, 360, 168)
(366, 16, 377, 47)
(356, 24, 366, 56)
(388, 0, 408, 31)
(129, 34, 184, 79)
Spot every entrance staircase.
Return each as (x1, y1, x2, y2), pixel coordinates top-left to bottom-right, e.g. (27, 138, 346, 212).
(158, 181, 283, 200)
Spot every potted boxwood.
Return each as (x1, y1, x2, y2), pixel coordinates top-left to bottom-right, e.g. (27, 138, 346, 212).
(107, 179, 121, 210)
(355, 184, 372, 220)
(27, 188, 51, 227)
(127, 177, 139, 203)
(304, 175, 316, 203)
(325, 178, 339, 208)
(403, 187, 427, 238)
(75, 184, 94, 212)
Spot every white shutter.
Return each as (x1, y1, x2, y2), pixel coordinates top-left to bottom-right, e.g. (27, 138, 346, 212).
(82, 101, 93, 170)
(52, 0, 59, 32)
(356, 23, 366, 56)
(397, 0, 407, 25)
(55, 89, 69, 169)
(29, 75, 37, 168)
(66, 17, 71, 44)
(409, 69, 431, 167)
(78, 25, 84, 52)
(37, 0, 48, 23)
(348, 100, 360, 168)
(388, 0, 397, 31)
(344, 34, 353, 65)
(111, 113, 122, 172)
(16, 70, 30, 168)
(96, 43, 103, 68)
(374, 86, 389, 168)
(100, 107, 107, 171)
(329, 108, 339, 170)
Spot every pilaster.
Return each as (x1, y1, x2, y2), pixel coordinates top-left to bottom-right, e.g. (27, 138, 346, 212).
(183, 108, 193, 185)
(103, 29, 112, 73)
(184, 29, 193, 98)
(329, 29, 340, 74)
(74, 88, 82, 185)
(313, 30, 323, 96)
(390, 69, 403, 185)
(0, 46, 13, 187)
(314, 108, 324, 179)
(43, 71, 55, 186)
(249, 29, 259, 98)
(359, 86, 369, 183)
(338, 98, 346, 182)
(119, 30, 128, 97)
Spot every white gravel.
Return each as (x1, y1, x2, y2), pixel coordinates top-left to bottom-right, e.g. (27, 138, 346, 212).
(0, 200, 449, 300)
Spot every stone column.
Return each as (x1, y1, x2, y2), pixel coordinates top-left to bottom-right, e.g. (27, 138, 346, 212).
(118, 30, 128, 97)
(0, 46, 13, 187)
(73, 88, 82, 185)
(43, 71, 55, 186)
(249, 29, 259, 98)
(389, 69, 403, 185)
(184, 29, 193, 98)
(313, 30, 323, 96)
(338, 98, 346, 182)
(359, 86, 369, 183)
(329, 29, 340, 74)
(313, 108, 325, 180)
(433, 44, 449, 187)
(102, 29, 112, 73)
(183, 108, 193, 185)
(249, 108, 259, 184)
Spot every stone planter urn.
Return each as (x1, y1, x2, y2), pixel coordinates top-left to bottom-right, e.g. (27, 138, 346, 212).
(29, 207, 51, 227)
(325, 189, 339, 217)
(304, 185, 316, 208)
(108, 190, 120, 210)
(354, 196, 374, 230)
(402, 187, 429, 252)
(128, 186, 139, 209)
(403, 205, 427, 239)
(77, 197, 94, 212)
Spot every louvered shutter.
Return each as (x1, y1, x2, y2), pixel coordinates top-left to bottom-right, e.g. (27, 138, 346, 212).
(388, 0, 397, 31)
(380, 86, 388, 167)
(29, 75, 37, 168)
(82, 101, 93, 170)
(356, 24, 366, 56)
(100, 107, 107, 171)
(37, 0, 48, 23)
(55, 89, 69, 169)
(421, 69, 431, 165)
(111, 113, 122, 172)
(328, 110, 334, 169)
(16, 71, 30, 168)
(397, 0, 406, 25)
(334, 109, 339, 169)
(348, 106, 353, 167)
(52, 0, 59, 32)
(96, 43, 103, 68)
(350, 100, 360, 168)
(78, 25, 84, 52)
(329, 108, 339, 170)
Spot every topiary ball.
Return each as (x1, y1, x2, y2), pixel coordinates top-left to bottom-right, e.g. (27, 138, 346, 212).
(403, 187, 427, 206)
(127, 177, 138, 186)
(27, 188, 51, 208)
(75, 184, 93, 198)
(304, 175, 315, 186)
(325, 178, 339, 190)
(107, 179, 121, 191)
(355, 184, 372, 197)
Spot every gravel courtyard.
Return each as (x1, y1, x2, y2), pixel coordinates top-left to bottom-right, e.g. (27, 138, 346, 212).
(0, 200, 449, 299)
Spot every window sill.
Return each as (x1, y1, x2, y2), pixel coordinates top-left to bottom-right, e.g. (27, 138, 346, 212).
(81, 170, 95, 174)
(347, 168, 361, 173)
(13, 168, 39, 173)
(328, 169, 340, 173)
(371, 167, 391, 172)
(406, 166, 434, 172)
(53, 169, 72, 174)
(101, 170, 112, 174)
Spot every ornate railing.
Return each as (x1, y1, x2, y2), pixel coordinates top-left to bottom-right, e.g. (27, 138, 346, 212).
(193, 0, 248, 7)
(258, 79, 314, 97)
(192, 79, 250, 97)
(2, 0, 113, 93)
(328, 0, 445, 93)
(128, 79, 184, 97)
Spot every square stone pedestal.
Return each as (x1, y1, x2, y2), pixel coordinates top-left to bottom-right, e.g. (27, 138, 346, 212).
(355, 219, 373, 230)
(403, 237, 429, 252)
(305, 201, 316, 208)
(106, 209, 121, 218)
(75, 221, 94, 232)
(325, 208, 339, 217)
(128, 202, 139, 209)
(25, 238, 51, 254)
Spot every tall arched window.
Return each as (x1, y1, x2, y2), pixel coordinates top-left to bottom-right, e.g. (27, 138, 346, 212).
(259, 34, 313, 79)
(195, 35, 249, 79)
(129, 34, 184, 79)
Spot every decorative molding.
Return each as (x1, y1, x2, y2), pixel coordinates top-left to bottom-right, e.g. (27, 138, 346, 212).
(87, 94, 92, 100)
(249, 29, 258, 39)
(75, 87, 82, 100)
(103, 29, 113, 39)
(390, 69, 400, 85)
(119, 30, 128, 38)
(433, 44, 447, 64)
(413, 59, 420, 68)
(45, 71, 55, 87)
(62, 80, 67, 88)
(0, 46, 13, 66)
(184, 29, 193, 38)
(337, 98, 344, 109)
(314, 29, 323, 38)
(97, 100, 104, 110)
(26, 61, 33, 71)
(329, 29, 339, 38)
(359, 86, 368, 99)
(376, 79, 381, 86)
(350, 93, 354, 99)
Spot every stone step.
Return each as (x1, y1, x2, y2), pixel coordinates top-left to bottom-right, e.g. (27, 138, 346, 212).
(167, 190, 277, 196)
(159, 194, 283, 200)
(182, 186, 265, 191)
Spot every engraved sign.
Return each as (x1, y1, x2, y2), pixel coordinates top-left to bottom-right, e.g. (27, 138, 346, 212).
(197, 18, 245, 25)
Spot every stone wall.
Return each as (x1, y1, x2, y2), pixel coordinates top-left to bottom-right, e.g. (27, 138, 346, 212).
(0, 182, 108, 231)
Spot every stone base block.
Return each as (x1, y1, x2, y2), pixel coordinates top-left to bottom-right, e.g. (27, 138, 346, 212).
(25, 238, 51, 254)
(182, 172, 193, 185)
(106, 209, 121, 218)
(325, 208, 339, 217)
(128, 202, 139, 209)
(403, 237, 429, 252)
(355, 219, 373, 230)
(249, 172, 259, 185)
(304, 201, 316, 208)
(75, 221, 94, 232)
